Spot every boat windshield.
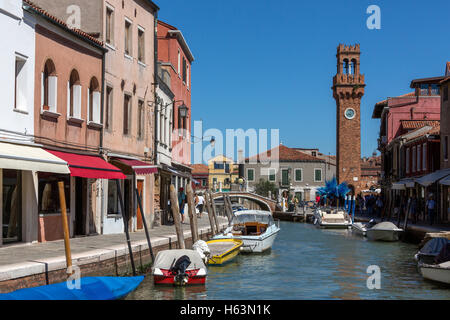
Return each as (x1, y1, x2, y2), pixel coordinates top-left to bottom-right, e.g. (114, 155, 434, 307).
(230, 213, 274, 226)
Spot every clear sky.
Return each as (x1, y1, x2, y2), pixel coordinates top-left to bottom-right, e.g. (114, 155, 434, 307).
(157, 0, 450, 162)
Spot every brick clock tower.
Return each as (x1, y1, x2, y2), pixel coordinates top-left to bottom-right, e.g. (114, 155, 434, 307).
(332, 44, 365, 195)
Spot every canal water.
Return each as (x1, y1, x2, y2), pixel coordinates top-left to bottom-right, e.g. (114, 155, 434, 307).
(126, 221, 450, 300)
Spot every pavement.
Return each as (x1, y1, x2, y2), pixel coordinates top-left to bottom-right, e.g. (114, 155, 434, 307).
(0, 214, 228, 282)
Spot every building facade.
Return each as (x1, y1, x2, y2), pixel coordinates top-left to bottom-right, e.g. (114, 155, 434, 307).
(157, 20, 194, 189)
(208, 155, 238, 192)
(191, 164, 208, 192)
(0, 0, 70, 246)
(243, 145, 326, 202)
(27, 0, 159, 235)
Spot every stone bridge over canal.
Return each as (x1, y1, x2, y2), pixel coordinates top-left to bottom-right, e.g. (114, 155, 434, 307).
(211, 192, 278, 213)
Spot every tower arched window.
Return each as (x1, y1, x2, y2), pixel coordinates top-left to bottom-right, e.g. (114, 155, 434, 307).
(88, 77, 101, 124)
(42, 59, 57, 112)
(343, 59, 349, 74)
(350, 59, 357, 75)
(68, 69, 81, 118)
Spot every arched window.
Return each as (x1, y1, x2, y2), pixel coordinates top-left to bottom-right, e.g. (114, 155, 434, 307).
(68, 69, 81, 118)
(42, 59, 57, 112)
(343, 59, 349, 74)
(88, 77, 101, 123)
(350, 59, 357, 75)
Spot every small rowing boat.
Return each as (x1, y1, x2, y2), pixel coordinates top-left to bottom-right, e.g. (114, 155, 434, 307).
(152, 249, 207, 286)
(0, 276, 144, 300)
(206, 239, 243, 265)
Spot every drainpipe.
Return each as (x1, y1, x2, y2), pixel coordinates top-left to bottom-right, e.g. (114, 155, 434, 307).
(153, 11, 159, 166)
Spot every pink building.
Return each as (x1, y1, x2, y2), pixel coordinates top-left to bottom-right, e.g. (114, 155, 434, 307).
(157, 20, 194, 191)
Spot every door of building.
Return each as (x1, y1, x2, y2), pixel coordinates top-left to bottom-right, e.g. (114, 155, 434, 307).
(136, 180, 144, 230)
(75, 177, 87, 236)
(2, 170, 22, 243)
(304, 189, 311, 201)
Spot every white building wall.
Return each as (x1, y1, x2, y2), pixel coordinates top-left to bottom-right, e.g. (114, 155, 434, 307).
(156, 87, 173, 167)
(0, 1, 35, 141)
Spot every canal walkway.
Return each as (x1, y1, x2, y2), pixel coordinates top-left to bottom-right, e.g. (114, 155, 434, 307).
(0, 215, 228, 293)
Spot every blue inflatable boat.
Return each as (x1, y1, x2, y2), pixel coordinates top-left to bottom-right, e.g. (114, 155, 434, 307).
(0, 276, 144, 300)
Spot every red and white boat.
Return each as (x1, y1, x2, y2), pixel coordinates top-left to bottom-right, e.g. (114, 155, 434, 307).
(152, 249, 207, 286)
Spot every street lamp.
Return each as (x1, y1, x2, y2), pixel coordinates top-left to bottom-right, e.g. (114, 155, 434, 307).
(178, 104, 188, 118)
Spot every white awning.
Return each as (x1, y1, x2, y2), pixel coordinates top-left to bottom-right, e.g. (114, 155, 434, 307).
(392, 178, 415, 190)
(0, 142, 70, 174)
(439, 176, 450, 186)
(391, 182, 406, 190)
(416, 168, 450, 187)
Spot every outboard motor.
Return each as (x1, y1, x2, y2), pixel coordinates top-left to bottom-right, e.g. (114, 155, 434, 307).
(367, 219, 377, 229)
(170, 255, 191, 286)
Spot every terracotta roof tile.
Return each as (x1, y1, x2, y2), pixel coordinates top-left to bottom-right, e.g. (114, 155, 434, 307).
(246, 144, 324, 163)
(191, 164, 208, 174)
(400, 120, 440, 130)
(23, 0, 104, 47)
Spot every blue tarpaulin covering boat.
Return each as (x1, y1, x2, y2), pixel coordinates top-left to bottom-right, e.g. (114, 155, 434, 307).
(0, 276, 144, 300)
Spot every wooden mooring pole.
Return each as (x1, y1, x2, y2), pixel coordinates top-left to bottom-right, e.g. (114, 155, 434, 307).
(204, 192, 217, 236)
(116, 179, 137, 276)
(223, 194, 233, 222)
(57, 181, 72, 276)
(170, 184, 185, 249)
(135, 188, 155, 263)
(186, 184, 199, 244)
(208, 192, 221, 233)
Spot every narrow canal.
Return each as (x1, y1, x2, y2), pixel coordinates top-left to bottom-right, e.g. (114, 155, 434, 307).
(126, 221, 450, 300)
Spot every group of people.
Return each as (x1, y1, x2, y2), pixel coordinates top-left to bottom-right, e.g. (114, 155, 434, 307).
(169, 187, 206, 224)
(356, 191, 437, 226)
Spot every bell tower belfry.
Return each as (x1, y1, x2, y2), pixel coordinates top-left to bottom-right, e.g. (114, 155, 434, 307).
(332, 44, 365, 194)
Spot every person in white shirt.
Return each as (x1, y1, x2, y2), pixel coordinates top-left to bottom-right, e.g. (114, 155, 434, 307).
(195, 193, 205, 218)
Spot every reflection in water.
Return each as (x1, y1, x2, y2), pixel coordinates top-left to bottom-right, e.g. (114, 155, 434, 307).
(126, 222, 450, 300)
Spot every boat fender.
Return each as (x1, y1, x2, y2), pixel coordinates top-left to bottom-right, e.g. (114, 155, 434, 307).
(193, 240, 210, 264)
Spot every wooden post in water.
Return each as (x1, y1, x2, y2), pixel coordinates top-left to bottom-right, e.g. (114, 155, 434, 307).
(170, 184, 185, 249)
(58, 181, 72, 276)
(209, 192, 221, 233)
(135, 188, 154, 263)
(223, 194, 232, 222)
(116, 179, 137, 276)
(204, 192, 217, 236)
(186, 184, 199, 244)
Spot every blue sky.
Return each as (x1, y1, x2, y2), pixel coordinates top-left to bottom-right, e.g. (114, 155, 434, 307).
(157, 0, 450, 162)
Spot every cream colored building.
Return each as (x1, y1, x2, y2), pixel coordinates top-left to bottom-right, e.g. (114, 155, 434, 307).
(208, 155, 238, 192)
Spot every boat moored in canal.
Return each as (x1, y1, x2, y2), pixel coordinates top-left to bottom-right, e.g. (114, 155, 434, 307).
(206, 239, 243, 265)
(365, 221, 403, 242)
(0, 276, 144, 300)
(212, 210, 280, 253)
(416, 237, 450, 285)
(152, 249, 207, 286)
(313, 208, 352, 229)
(351, 219, 377, 237)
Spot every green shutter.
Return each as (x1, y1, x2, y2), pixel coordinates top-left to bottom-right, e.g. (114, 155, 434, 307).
(248, 169, 254, 181)
(295, 169, 302, 181)
(269, 169, 275, 181)
(282, 169, 289, 185)
(315, 169, 322, 181)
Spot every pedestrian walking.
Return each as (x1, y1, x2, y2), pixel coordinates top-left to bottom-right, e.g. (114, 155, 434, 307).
(178, 187, 186, 223)
(375, 196, 383, 217)
(409, 193, 417, 224)
(195, 193, 205, 219)
(426, 194, 436, 225)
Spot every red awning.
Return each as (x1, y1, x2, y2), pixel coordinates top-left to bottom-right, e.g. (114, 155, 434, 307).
(112, 157, 158, 175)
(46, 150, 126, 179)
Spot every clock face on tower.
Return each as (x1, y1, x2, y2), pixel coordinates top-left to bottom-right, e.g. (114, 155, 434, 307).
(344, 108, 356, 120)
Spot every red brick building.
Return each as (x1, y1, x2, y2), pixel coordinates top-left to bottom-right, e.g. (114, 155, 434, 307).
(157, 20, 194, 187)
(191, 164, 209, 191)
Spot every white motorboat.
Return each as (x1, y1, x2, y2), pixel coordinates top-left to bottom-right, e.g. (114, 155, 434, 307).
(351, 219, 377, 237)
(419, 262, 450, 285)
(365, 221, 403, 242)
(212, 210, 280, 253)
(313, 208, 352, 229)
(416, 237, 450, 285)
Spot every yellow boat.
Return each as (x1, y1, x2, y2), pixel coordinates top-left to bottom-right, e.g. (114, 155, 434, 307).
(206, 239, 243, 265)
